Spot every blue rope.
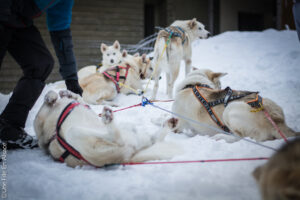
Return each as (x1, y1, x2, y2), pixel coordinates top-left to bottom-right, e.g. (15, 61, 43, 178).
(142, 99, 277, 152)
(141, 97, 153, 107)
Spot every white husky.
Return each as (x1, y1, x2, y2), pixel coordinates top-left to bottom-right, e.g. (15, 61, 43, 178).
(34, 90, 180, 168)
(79, 53, 152, 105)
(151, 18, 210, 99)
(78, 40, 124, 79)
(168, 68, 299, 142)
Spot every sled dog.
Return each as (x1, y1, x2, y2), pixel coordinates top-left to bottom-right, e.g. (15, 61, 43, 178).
(78, 40, 124, 79)
(151, 18, 210, 99)
(253, 138, 300, 200)
(167, 68, 299, 142)
(34, 90, 179, 168)
(79, 53, 152, 105)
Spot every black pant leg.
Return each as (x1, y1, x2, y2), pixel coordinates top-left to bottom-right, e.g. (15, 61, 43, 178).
(0, 26, 12, 70)
(0, 25, 54, 127)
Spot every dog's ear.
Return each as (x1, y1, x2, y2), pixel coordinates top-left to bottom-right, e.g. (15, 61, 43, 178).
(113, 40, 120, 50)
(101, 43, 107, 53)
(210, 72, 227, 81)
(188, 18, 197, 29)
(133, 52, 140, 57)
(122, 49, 127, 58)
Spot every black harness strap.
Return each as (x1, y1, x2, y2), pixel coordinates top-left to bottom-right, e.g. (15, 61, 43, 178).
(190, 85, 263, 132)
(193, 86, 230, 132)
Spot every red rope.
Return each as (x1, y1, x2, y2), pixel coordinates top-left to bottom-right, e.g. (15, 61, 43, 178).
(122, 157, 269, 166)
(98, 99, 174, 117)
(263, 110, 288, 143)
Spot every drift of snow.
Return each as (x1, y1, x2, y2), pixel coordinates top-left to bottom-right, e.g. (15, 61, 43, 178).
(1, 29, 300, 200)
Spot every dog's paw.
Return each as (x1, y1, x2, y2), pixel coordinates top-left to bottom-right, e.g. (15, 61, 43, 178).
(167, 118, 178, 129)
(44, 90, 58, 105)
(102, 106, 113, 124)
(59, 90, 73, 98)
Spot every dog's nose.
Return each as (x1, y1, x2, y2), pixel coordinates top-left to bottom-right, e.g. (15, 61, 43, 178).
(207, 33, 212, 38)
(110, 59, 114, 63)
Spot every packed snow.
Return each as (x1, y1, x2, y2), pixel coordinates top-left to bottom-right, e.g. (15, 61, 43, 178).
(1, 29, 300, 200)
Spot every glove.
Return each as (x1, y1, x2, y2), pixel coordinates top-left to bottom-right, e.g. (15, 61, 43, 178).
(65, 79, 83, 96)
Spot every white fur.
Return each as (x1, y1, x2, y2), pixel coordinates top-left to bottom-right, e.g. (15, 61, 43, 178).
(34, 90, 181, 168)
(151, 18, 210, 99)
(77, 40, 124, 80)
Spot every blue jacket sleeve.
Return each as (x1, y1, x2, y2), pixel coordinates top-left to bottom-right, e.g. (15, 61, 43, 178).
(34, 0, 74, 31)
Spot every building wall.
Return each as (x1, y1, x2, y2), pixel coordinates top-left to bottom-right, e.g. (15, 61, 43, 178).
(0, 0, 144, 94)
(219, 0, 276, 32)
(169, 0, 209, 26)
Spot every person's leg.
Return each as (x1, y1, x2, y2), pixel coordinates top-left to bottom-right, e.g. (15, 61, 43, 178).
(1, 25, 54, 128)
(49, 28, 83, 95)
(0, 25, 54, 149)
(293, 2, 300, 41)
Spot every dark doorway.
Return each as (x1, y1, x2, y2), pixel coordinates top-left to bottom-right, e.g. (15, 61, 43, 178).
(144, 3, 155, 37)
(238, 12, 264, 31)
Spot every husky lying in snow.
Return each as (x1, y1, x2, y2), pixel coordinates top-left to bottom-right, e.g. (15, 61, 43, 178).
(79, 53, 152, 105)
(34, 90, 179, 168)
(167, 68, 299, 142)
(151, 18, 210, 100)
(78, 40, 124, 80)
(253, 138, 300, 200)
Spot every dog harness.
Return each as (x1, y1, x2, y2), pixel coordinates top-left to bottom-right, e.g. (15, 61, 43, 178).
(49, 101, 97, 166)
(103, 64, 131, 93)
(157, 26, 187, 45)
(184, 84, 263, 132)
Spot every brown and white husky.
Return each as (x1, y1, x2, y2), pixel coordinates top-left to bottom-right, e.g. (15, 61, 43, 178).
(167, 68, 299, 142)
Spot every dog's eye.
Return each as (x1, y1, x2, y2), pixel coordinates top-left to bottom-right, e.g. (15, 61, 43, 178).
(199, 27, 202, 30)
(107, 54, 110, 56)
(113, 53, 116, 55)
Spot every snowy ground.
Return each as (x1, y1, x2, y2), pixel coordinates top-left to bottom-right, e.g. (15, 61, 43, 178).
(1, 29, 300, 200)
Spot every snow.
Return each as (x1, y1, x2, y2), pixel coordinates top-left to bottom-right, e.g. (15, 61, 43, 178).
(1, 29, 300, 200)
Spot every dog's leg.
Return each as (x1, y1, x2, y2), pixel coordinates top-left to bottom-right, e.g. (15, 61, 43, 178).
(184, 58, 192, 76)
(59, 90, 85, 103)
(44, 90, 58, 106)
(101, 106, 124, 145)
(151, 75, 160, 100)
(167, 65, 180, 98)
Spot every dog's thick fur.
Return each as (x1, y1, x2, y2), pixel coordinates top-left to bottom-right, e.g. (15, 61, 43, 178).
(168, 69, 299, 141)
(78, 40, 124, 80)
(151, 18, 210, 99)
(253, 138, 300, 200)
(79, 53, 152, 105)
(34, 90, 179, 168)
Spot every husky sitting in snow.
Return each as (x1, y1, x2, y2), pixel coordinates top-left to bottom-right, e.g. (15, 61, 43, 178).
(167, 68, 299, 142)
(151, 18, 210, 100)
(77, 40, 124, 80)
(253, 138, 300, 200)
(34, 90, 179, 168)
(79, 52, 152, 105)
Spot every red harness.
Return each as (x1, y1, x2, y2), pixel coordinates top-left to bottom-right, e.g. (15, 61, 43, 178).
(103, 65, 131, 93)
(52, 101, 97, 167)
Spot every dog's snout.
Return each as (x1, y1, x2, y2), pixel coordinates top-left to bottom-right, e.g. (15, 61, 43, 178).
(207, 33, 212, 38)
